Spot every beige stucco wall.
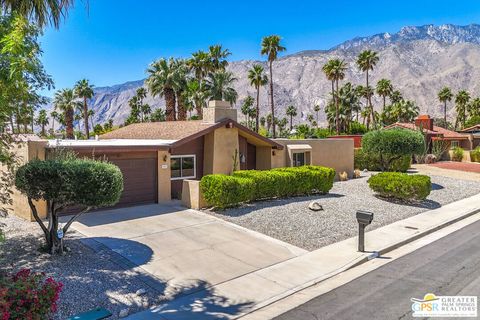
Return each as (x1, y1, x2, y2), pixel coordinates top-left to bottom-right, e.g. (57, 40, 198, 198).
(5, 140, 48, 221)
(203, 127, 240, 175)
(273, 139, 354, 178)
(202, 100, 238, 123)
(181, 179, 206, 209)
(157, 150, 172, 202)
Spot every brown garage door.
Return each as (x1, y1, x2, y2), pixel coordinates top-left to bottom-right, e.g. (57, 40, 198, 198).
(110, 157, 157, 207)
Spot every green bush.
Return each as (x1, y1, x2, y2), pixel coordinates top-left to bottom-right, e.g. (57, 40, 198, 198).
(471, 147, 480, 162)
(200, 166, 336, 208)
(451, 147, 464, 162)
(362, 128, 424, 171)
(200, 174, 255, 208)
(354, 148, 411, 172)
(368, 172, 431, 201)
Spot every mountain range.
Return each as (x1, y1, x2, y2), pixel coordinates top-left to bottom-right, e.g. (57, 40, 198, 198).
(64, 24, 480, 128)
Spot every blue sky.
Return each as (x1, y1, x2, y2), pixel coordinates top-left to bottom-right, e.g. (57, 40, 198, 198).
(40, 0, 480, 96)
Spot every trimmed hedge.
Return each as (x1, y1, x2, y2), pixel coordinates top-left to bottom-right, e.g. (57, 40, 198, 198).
(354, 148, 411, 172)
(200, 166, 336, 208)
(368, 172, 431, 201)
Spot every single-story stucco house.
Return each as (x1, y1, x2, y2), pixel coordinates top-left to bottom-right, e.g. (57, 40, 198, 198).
(3, 101, 353, 220)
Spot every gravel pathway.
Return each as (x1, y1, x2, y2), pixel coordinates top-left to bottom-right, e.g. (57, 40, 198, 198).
(0, 215, 166, 319)
(205, 173, 480, 251)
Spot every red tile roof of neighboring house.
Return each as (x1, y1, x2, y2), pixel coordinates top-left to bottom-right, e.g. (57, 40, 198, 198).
(460, 124, 480, 133)
(384, 122, 469, 139)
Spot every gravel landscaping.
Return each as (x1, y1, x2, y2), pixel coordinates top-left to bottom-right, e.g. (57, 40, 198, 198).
(205, 173, 480, 251)
(0, 214, 166, 319)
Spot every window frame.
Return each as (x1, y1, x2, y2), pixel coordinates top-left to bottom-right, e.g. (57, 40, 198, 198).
(450, 140, 459, 149)
(292, 152, 306, 167)
(170, 154, 196, 180)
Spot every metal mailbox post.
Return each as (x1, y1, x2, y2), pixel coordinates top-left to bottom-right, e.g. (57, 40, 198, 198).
(356, 210, 374, 252)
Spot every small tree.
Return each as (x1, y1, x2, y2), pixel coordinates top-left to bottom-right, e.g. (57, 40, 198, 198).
(15, 157, 123, 254)
(362, 128, 424, 171)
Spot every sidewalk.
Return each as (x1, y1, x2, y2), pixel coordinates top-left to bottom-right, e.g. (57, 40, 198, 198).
(127, 193, 480, 320)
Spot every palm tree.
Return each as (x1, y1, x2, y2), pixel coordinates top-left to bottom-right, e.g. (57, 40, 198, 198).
(74, 79, 94, 139)
(87, 109, 95, 130)
(286, 105, 297, 130)
(359, 85, 375, 128)
(469, 97, 480, 118)
(53, 88, 78, 139)
(185, 79, 208, 118)
(248, 64, 268, 132)
(35, 109, 48, 136)
(50, 110, 58, 133)
(146, 58, 177, 121)
(314, 104, 321, 125)
(74, 112, 82, 132)
(208, 45, 231, 72)
(455, 90, 470, 129)
(437, 87, 453, 128)
(376, 79, 393, 111)
(322, 59, 347, 134)
(241, 96, 255, 127)
(1, 0, 74, 29)
(357, 50, 379, 128)
(172, 59, 189, 121)
(392, 99, 419, 123)
(390, 90, 403, 104)
(188, 50, 210, 82)
(261, 35, 286, 138)
(205, 71, 238, 104)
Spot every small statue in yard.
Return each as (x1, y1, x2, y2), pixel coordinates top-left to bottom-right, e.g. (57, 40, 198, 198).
(308, 201, 323, 211)
(424, 154, 437, 164)
(339, 171, 348, 181)
(353, 169, 361, 178)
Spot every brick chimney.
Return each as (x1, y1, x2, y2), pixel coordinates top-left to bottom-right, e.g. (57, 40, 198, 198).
(202, 100, 238, 123)
(414, 115, 433, 131)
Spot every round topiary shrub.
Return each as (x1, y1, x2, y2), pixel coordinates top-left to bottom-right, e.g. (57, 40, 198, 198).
(362, 128, 424, 171)
(367, 172, 431, 201)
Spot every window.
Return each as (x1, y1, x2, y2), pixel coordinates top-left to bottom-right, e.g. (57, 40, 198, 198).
(171, 155, 196, 180)
(292, 152, 306, 167)
(450, 141, 459, 149)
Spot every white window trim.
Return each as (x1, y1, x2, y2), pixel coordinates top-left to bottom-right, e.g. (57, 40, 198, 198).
(170, 154, 196, 180)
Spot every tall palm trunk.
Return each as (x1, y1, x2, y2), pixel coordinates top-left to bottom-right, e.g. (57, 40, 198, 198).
(269, 61, 276, 138)
(41, 124, 45, 136)
(164, 87, 176, 121)
(444, 101, 447, 128)
(177, 91, 187, 121)
(255, 85, 260, 132)
(83, 97, 90, 139)
(289, 115, 293, 131)
(195, 99, 203, 119)
(366, 70, 375, 128)
(335, 79, 340, 135)
(382, 95, 386, 112)
(65, 108, 74, 139)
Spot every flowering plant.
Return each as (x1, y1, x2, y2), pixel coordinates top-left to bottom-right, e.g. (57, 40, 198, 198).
(0, 269, 63, 319)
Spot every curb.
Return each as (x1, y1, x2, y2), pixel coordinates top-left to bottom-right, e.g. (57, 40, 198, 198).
(237, 206, 480, 319)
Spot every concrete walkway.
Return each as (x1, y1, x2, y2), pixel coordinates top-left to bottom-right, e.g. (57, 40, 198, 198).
(127, 193, 480, 320)
(412, 163, 480, 181)
(69, 203, 307, 296)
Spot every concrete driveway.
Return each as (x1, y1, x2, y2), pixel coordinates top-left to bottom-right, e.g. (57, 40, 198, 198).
(69, 203, 307, 294)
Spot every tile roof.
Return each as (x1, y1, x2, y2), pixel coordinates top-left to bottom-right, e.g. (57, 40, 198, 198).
(100, 121, 216, 140)
(460, 124, 480, 133)
(385, 122, 469, 139)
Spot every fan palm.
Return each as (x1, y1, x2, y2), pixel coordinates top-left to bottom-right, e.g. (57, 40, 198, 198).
(286, 105, 297, 130)
(323, 59, 347, 134)
(248, 64, 268, 132)
(469, 97, 480, 118)
(314, 104, 321, 124)
(376, 79, 393, 111)
(392, 99, 419, 123)
(74, 79, 94, 138)
(205, 71, 238, 104)
(50, 110, 58, 133)
(455, 90, 470, 129)
(172, 59, 189, 121)
(53, 88, 79, 139)
(208, 45, 231, 72)
(0, 0, 74, 29)
(357, 50, 379, 127)
(185, 79, 208, 118)
(359, 85, 375, 128)
(261, 35, 286, 138)
(241, 96, 255, 127)
(390, 90, 403, 104)
(188, 50, 210, 83)
(146, 58, 177, 121)
(35, 109, 48, 136)
(437, 87, 453, 128)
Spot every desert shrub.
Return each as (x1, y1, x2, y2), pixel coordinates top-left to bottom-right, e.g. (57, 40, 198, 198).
(471, 147, 480, 162)
(200, 166, 335, 208)
(362, 128, 424, 171)
(15, 158, 123, 254)
(354, 148, 411, 172)
(0, 269, 63, 319)
(200, 174, 255, 209)
(451, 147, 464, 162)
(431, 140, 449, 161)
(368, 172, 431, 201)
(348, 121, 368, 134)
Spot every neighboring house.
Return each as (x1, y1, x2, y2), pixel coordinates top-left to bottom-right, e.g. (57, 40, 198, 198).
(4, 101, 353, 220)
(460, 124, 480, 148)
(385, 115, 475, 151)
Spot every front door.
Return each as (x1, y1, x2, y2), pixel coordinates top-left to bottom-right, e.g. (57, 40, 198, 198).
(247, 143, 256, 170)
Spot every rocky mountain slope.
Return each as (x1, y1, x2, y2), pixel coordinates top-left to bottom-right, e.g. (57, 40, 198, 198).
(65, 24, 480, 127)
